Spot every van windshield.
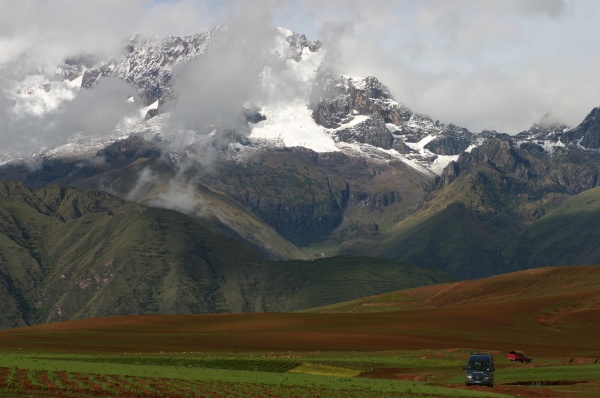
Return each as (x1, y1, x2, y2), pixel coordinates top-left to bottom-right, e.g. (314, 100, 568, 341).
(467, 361, 491, 371)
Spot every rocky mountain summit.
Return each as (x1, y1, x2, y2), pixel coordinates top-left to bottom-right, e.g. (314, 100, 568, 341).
(80, 25, 322, 109)
(82, 30, 216, 106)
(562, 107, 600, 149)
(7, 24, 600, 180)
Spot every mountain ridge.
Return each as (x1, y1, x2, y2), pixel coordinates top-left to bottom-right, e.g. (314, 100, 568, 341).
(0, 180, 452, 329)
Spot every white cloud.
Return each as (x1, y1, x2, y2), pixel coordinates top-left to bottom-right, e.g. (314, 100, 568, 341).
(1, 0, 600, 151)
(0, 77, 139, 155)
(273, 0, 600, 134)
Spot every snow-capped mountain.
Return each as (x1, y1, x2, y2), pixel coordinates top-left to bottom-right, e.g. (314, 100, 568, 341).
(3, 25, 600, 180)
(3, 24, 600, 293)
(81, 27, 219, 106)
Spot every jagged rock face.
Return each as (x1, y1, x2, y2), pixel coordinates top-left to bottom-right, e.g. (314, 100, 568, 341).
(512, 107, 600, 152)
(398, 114, 443, 143)
(309, 70, 411, 129)
(202, 147, 429, 246)
(516, 122, 569, 144)
(349, 76, 411, 125)
(438, 138, 537, 188)
(550, 161, 600, 193)
(53, 24, 600, 182)
(436, 161, 460, 187)
(563, 107, 600, 149)
(96, 134, 162, 165)
(82, 30, 217, 105)
(284, 32, 321, 61)
(79, 26, 322, 107)
(309, 70, 352, 128)
(308, 70, 415, 149)
(56, 54, 97, 80)
(437, 135, 600, 196)
(392, 138, 413, 154)
(335, 113, 394, 149)
(519, 141, 546, 154)
(458, 139, 514, 168)
(424, 124, 474, 156)
(431, 107, 600, 183)
(307, 71, 479, 171)
(207, 150, 350, 246)
(7, 23, 600, 183)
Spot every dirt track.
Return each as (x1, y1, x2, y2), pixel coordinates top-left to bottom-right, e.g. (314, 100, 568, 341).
(358, 367, 598, 398)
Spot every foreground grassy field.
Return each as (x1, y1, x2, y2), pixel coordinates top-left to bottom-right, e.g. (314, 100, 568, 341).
(0, 265, 599, 397)
(0, 351, 503, 398)
(0, 350, 598, 397)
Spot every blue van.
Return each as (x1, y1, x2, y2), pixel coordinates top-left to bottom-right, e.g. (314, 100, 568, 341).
(464, 352, 495, 387)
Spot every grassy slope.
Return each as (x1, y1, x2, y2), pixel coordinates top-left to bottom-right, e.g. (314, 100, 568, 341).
(344, 165, 524, 278)
(72, 157, 312, 261)
(149, 179, 311, 261)
(1, 265, 598, 358)
(314, 265, 600, 311)
(241, 256, 454, 311)
(0, 181, 451, 328)
(310, 265, 600, 357)
(0, 181, 54, 327)
(345, 164, 600, 278)
(516, 185, 600, 267)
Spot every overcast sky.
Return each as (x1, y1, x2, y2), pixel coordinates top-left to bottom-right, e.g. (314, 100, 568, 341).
(1, 0, 600, 135)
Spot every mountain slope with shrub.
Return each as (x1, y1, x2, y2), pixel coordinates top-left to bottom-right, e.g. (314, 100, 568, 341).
(514, 185, 600, 267)
(0, 180, 452, 329)
(340, 133, 600, 278)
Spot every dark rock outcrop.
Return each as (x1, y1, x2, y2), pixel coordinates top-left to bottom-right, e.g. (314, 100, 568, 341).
(335, 113, 394, 149)
(563, 107, 600, 149)
(82, 30, 217, 105)
(284, 32, 321, 61)
(308, 69, 418, 150)
(424, 124, 474, 156)
(96, 134, 162, 165)
(437, 135, 600, 196)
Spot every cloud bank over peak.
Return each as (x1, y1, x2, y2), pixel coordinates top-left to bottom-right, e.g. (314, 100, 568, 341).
(1, 0, 600, 149)
(282, 0, 599, 134)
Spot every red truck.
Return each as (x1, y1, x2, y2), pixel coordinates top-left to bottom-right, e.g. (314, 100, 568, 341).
(507, 350, 532, 363)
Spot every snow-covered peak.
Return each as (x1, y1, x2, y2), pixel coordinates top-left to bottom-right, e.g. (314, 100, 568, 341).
(3, 24, 600, 182)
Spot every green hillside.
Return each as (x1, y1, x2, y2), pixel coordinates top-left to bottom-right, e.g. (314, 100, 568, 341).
(236, 256, 453, 311)
(515, 185, 600, 267)
(342, 165, 526, 277)
(0, 180, 452, 329)
(341, 160, 600, 278)
(309, 264, 600, 314)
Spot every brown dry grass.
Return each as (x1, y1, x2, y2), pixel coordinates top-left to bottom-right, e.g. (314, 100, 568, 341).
(0, 265, 599, 358)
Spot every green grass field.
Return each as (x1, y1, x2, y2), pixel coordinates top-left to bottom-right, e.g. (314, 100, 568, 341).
(0, 350, 515, 397)
(1, 349, 599, 397)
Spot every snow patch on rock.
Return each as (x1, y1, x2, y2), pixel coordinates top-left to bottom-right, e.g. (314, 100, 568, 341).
(249, 101, 339, 153)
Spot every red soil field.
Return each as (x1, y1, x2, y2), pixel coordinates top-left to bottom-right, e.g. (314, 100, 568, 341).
(0, 265, 599, 357)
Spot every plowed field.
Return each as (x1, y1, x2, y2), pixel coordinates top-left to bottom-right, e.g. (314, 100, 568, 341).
(0, 265, 599, 397)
